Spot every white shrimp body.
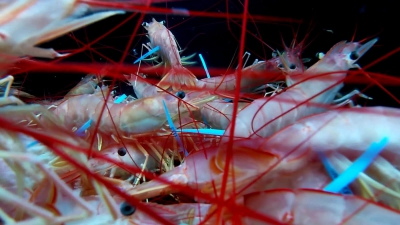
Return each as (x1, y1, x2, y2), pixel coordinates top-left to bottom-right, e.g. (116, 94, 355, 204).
(223, 39, 377, 140)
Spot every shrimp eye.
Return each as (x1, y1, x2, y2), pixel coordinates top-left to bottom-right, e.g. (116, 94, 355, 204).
(117, 147, 126, 156)
(176, 91, 185, 99)
(349, 51, 359, 60)
(277, 64, 283, 68)
(120, 201, 136, 216)
(289, 64, 296, 70)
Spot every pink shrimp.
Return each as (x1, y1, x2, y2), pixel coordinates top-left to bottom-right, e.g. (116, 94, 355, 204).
(0, 0, 124, 63)
(65, 74, 102, 97)
(57, 141, 160, 189)
(125, 105, 400, 205)
(222, 38, 377, 140)
(142, 18, 198, 91)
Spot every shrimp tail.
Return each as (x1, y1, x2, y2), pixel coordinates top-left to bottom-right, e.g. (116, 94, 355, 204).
(157, 65, 198, 91)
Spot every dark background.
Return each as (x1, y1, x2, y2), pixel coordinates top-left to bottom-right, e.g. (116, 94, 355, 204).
(15, 0, 399, 106)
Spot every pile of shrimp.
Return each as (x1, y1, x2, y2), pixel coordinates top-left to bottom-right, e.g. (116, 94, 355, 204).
(1, 1, 400, 225)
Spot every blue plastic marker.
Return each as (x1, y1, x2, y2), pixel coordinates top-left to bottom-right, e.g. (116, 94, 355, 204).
(198, 54, 210, 79)
(223, 98, 233, 103)
(1, 81, 9, 97)
(323, 137, 389, 193)
(133, 46, 160, 64)
(179, 129, 224, 136)
(162, 100, 189, 156)
(114, 94, 127, 104)
(26, 140, 39, 148)
(75, 119, 93, 137)
(318, 152, 353, 195)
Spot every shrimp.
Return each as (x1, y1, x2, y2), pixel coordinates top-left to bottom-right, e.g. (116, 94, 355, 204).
(222, 38, 377, 140)
(0, 127, 98, 223)
(195, 60, 282, 93)
(261, 106, 400, 209)
(0, 0, 124, 62)
(244, 189, 400, 225)
(142, 18, 198, 91)
(65, 74, 102, 97)
(52, 87, 216, 137)
(130, 44, 306, 98)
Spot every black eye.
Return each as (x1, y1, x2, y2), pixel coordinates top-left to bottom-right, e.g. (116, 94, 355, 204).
(278, 64, 283, 68)
(120, 201, 136, 216)
(289, 64, 296, 70)
(176, 91, 185, 99)
(349, 51, 359, 60)
(117, 147, 126, 156)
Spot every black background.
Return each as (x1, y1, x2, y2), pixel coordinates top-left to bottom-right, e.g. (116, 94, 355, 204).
(15, 0, 399, 107)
